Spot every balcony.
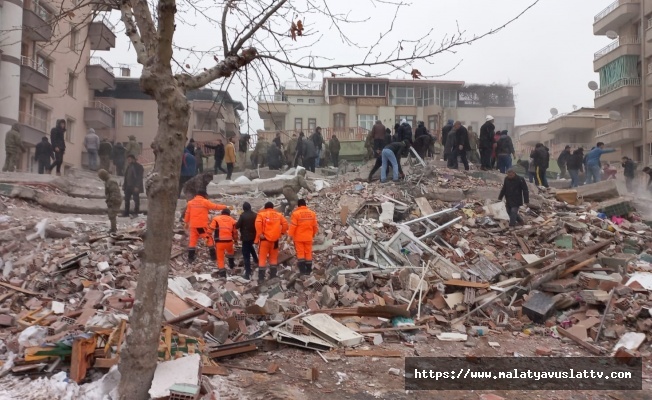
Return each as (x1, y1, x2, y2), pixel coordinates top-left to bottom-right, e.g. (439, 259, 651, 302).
(594, 77, 641, 109)
(84, 101, 114, 129)
(22, 1, 53, 42)
(257, 94, 289, 119)
(20, 56, 49, 94)
(86, 57, 115, 90)
(546, 113, 596, 136)
(593, 37, 640, 71)
(18, 112, 49, 145)
(88, 15, 116, 50)
(595, 119, 642, 145)
(594, 0, 640, 36)
(516, 125, 547, 146)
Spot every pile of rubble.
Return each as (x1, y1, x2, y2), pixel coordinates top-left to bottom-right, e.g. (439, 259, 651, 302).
(0, 162, 651, 398)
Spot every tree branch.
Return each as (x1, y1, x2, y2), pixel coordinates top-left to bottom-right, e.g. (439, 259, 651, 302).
(231, 0, 288, 54)
(129, 0, 157, 54)
(157, 0, 177, 68)
(177, 48, 259, 91)
(221, 0, 233, 57)
(119, 2, 149, 64)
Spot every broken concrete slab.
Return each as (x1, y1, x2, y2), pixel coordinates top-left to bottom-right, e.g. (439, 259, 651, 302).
(575, 179, 619, 202)
(303, 313, 364, 347)
(148, 353, 201, 399)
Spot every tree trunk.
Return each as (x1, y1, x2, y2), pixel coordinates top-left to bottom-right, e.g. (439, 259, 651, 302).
(117, 72, 190, 400)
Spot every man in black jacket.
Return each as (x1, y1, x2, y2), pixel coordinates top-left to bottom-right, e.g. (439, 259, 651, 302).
(448, 121, 470, 170)
(122, 155, 144, 217)
(267, 143, 283, 170)
(479, 116, 495, 170)
(235, 202, 258, 280)
(567, 148, 584, 188)
(49, 119, 66, 175)
(381, 140, 409, 182)
(310, 127, 324, 168)
(35, 136, 54, 174)
(643, 167, 652, 193)
(622, 156, 636, 193)
(557, 145, 571, 179)
(441, 119, 454, 162)
(498, 168, 529, 228)
(205, 139, 227, 174)
(495, 130, 515, 173)
(112, 142, 126, 176)
(531, 143, 550, 188)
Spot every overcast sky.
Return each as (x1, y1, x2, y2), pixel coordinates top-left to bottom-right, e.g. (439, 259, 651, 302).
(100, 0, 613, 132)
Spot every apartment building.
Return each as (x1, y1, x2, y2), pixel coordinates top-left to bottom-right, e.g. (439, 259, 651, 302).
(93, 76, 244, 163)
(515, 108, 613, 159)
(256, 78, 515, 143)
(592, 0, 652, 165)
(0, 0, 119, 172)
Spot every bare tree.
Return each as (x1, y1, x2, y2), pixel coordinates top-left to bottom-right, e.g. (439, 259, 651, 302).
(5, 0, 539, 397)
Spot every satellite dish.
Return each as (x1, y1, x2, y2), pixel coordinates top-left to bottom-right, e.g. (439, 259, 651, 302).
(588, 81, 599, 90)
(572, 105, 578, 110)
(550, 108, 558, 116)
(606, 30, 618, 39)
(608, 111, 622, 120)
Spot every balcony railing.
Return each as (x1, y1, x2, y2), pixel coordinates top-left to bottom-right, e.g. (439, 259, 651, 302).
(21, 56, 49, 77)
(258, 93, 288, 102)
(594, 36, 640, 60)
(596, 119, 641, 137)
(517, 125, 547, 136)
(594, 77, 640, 97)
(31, 0, 52, 21)
(284, 81, 323, 91)
(89, 56, 114, 74)
(595, 0, 635, 23)
(18, 112, 49, 132)
(548, 112, 570, 122)
(93, 14, 116, 32)
(86, 100, 114, 116)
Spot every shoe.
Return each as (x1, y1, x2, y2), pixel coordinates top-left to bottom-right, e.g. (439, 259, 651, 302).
(269, 266, 277, 278)
(218, 269, 227, 278)
(305, 261, 313, 275)
(258, 269, 266, 282)
(209, 248, 216, 261)
(228, 257, 235, 270)
(187, 248, 196, 263)
(121, 213, 129, 218)
(380, 180, 387, 184)
(297, 261, 306, 275)
(243, 270, 251, 280)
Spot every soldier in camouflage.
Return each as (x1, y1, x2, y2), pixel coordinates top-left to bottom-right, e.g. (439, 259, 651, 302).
(98, 169, 122, 233)
(262, 169, 315, 216)
(2, 123, 26, 172)
(179, 171, 214, 222)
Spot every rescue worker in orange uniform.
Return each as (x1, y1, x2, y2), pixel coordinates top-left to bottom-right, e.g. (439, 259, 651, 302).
(184, 190, 227, 263)
(288, 199, 319, 275)
(255, 202, 288, 281)
(209, 208, 238, 278)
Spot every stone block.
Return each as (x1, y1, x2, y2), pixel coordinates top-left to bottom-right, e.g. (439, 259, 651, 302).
(522, 292, 556, 324)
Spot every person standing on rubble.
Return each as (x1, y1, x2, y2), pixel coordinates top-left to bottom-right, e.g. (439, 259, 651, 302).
(441, 119, 454, 162)
(286, 134, 298, 168)
(98, 138, 113, 172)
(557, 145, 572, 179)
(236, 202, 258, 280)
(267, 142, 283, 170)
(112, 142, 126, 177)
(498, 168, 529, 229)
(179, 145, 197, 197)
(3, 123, 25, 172)
(83, 128, 100, 171)
(642, 167, 652, 193)
(585, 142, 615, 184)
(328, 135, 341, 168)
(289, 199, 319, 276)
(479, 116, 495, 170)
(98, 169, 122, 233)
(448, 121, 470, 170)
(467, 125, 480, 164)
(372, 120, 387, 152)
(35, 136, 54, 174)
(531, 143, 550, 188)
(125, 135, 141, 158)
(225, 136, 237, 180)
(195, 143, 206, 174)
(381, 140, 409, 183)
(255, 202, 289, 281)
(209, 208, 238, 278)
(567, 147, 584, 188)
(302, 134, 318, 173)
(49, 119, 66, 176)
(180, 171, 214, 222)
(123, 155, 144, 217)
(295, 132, 305, 167)
(273, 132, 282, 149)
(184, 190, 227, 263)
(204, 139, 227, 174)
(310, 127, 324, 168)
(495, 129, 515, 173)
(622, 156, 637, 193)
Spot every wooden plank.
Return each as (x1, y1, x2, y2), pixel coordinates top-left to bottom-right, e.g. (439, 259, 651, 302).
(0, 282, 42, 296)
(209, 343, 258, 358)
(164, 326, 172, 361)
(93, 357, 119, 369)
(443, 280, 491, 289)
(414, 197, 434, 216)
(353, 326, 426, 333)
(557, 326, 603, 355)
(559, 257, 598, 278)
(344, 349, 402, 357)
(515, 236, 531, 254)
(185, 297, 225, 320)
(201, 364, 230, 376)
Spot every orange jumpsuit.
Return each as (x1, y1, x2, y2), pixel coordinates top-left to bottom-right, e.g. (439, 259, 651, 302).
(255, 208, 288, 268)
(184, 195, 226, 250)
(289, 205, 318, 262)
(209, 214, 238, 269)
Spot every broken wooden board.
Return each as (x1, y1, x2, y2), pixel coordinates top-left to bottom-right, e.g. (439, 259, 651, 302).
(556, 326, 602, 355)
(344, 349, 402, 357)
(443, 280, 491, 289)
(201, 364, 230, 376)
(414, 197, 435, 216)
(302, 313, 364, 347)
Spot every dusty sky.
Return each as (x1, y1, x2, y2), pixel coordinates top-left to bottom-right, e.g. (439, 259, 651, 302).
(99, 0, 613, 133)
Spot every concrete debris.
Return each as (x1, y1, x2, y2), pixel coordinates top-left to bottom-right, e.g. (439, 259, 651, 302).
(1, 158, 652, 395)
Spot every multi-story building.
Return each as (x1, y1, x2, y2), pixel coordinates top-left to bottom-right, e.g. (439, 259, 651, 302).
(515, 108, 612, 159)
(256, 78, 515, 143)
(592, 0, 652, 165)
(93, 75, 244, 164)
(0, 0, 119, 172)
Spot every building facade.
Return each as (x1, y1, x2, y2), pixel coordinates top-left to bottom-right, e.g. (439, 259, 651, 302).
(256, 78, 515, 142)
(93, 76, 244, 164)
(592, 0, 652, 165)
(0, 0, 119, 172)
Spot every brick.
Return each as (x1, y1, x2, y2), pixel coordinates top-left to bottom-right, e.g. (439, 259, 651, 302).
(320, 286, 336, 308)
(535, 346, 552, 356)
(0, 314, 14, 327)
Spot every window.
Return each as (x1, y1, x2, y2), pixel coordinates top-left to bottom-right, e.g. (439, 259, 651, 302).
(329, 82, 386, 97)
(418, 87, 436, 107)
(294, 118, 302, 130)
(437, 89, 457, 108)
(123, 111, 144, 127)
(390, 86, 415, 106)
(69, 27, 78, 51)
(333, 113, 345, 128)
(357, 114, 376, 131)
(66, 71, 76, 97)
(428, 115, 438, 132)
(36, 54, 51, 83)
(65, 117, 75, 143)
(308, 118, 317, 131)
(395, 115, 415, 127)
(308, 98, 316, 104)
(297, 98, 304, 103)
(33, 104, 50, 132)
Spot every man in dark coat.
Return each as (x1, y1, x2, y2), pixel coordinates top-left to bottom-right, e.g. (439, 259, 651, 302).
(98, 138, 113, 172)
(531, 143, 550, 188)
(267, 142, 283, 170)
(495, 130, 515, 173)
(557, 145, 572, 179)
(273, 132, 282, 149)
(122, 155, 144, 217)
(397, 119, 413, 145)
(441, 119, 454, 162)
(371, 120, 386, 152)
(302, 136, 317, 173)
(384, 128, 392, 147)
(479, 116, 495, 170)
(643, 167, 652, 193)
(622, 156, 636, 193)
(235, 201, 259, 280)
(328, 135, 341, 167)
(205, 139, 227, 174)
(49, 119, 66, 175)
(294, 132, 305, 167)
(567, 148, 584, 188)
(310, 127, 324, 168)
(447, 121, 470, 170)
(498, 168, 529, 228)
(34, 136, 54, 174)
(112, 142, 126, 176)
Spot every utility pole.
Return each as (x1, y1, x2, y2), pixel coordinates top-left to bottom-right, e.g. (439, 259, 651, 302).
(642, 0, 650, 167)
